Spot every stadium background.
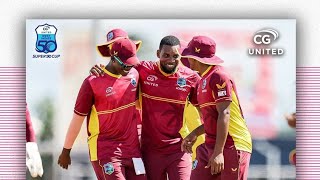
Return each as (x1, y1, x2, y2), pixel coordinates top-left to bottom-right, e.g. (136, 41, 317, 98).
(26, 19, 296, 179)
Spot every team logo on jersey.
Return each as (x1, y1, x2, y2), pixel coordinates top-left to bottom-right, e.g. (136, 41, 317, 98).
(131, 77, 137, 87)
(147, 75, 158, 82)
(177, 77, 187, 87)
(192, 160, 198, 170)
(107, 31, 114, 41)
(35, 24, 58, 54)
(103, 163, 114, 175)
(216, 82, 226, 89)
(202, 79, 207, 89)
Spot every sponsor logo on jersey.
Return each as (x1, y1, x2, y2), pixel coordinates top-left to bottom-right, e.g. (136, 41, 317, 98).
(147, 75, 158, 82)
(106, 87, 116, 96)
(218, 90, 227, 97)
(216, 82, 226, 89)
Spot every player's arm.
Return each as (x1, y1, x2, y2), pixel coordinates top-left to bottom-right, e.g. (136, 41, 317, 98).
(58, 77, 94, 169)
(63, 114, 86, 149)
(214, 101, 230, 154)
(181, 124, 204, 153)
(205, 101, 230, 174)
(58, 113, 86, 169)
(206, 73, 233, 175)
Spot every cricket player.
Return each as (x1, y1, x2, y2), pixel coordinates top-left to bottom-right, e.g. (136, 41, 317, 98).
(58, 38, 146, 180)
(91, 35, 201, 180)
(98, 28, 143, 143)
(181, 36, 252, 180)
(26, 105, 44, 178)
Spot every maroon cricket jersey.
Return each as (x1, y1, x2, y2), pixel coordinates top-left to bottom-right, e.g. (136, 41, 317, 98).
(197, 65, 252, 153)
(74, 68, 141, 161)
(26, 105, 36, 142)
(136, 61, 200, 154)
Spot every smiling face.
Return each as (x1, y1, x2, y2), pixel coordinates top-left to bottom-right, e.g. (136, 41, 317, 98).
(157, 45, 181, 74)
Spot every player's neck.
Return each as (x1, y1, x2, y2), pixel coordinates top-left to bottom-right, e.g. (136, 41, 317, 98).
(106, 63, 120, 75)
(199, 64, 213, 77)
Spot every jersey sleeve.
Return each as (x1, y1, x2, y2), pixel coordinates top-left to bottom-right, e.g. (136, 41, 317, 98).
(209, 72, 233, 103)
(26, 105, 36, 142)
(74, 77, 94, 116)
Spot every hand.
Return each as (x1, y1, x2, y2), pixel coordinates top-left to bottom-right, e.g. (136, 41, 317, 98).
(26, 142, 44, 177)
(205, 152, 224, 175)
(90, 64, 105, 77)
(181, 132, 197, 153)
(285, 112, 296, 128)
(58, 148, 72, 169)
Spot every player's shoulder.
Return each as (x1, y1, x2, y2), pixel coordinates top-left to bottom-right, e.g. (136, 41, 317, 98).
(210, 66, 230, 79)
(139, 60, 157, 69)
(83, 75, 100, 85)
(208, 66, 233, 88)
(179, 64, 198, 75)
(128, 68, 139, 77)
(179, 65, 201, 80)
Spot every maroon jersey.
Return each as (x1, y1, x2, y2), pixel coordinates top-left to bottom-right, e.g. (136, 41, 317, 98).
(136, 61, 200, 154)
(197, 65, 252, 153)
(74, 68, 141, 161)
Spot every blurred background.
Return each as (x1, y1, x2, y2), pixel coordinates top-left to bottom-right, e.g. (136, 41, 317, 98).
(26, 19, 296, 179)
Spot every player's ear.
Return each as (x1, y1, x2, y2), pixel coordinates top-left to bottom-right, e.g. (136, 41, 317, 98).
(157, 50, 160, 58)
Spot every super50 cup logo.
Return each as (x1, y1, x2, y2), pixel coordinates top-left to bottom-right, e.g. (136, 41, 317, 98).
(33, 24, 61, 59)
(248, 28, 284, 56)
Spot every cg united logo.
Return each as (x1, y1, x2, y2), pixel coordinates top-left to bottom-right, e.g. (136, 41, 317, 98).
(248, 28, 284, 56)
(33, 24, 61, 59)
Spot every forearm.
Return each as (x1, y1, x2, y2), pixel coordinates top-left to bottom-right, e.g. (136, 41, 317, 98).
(214, 112, 230, 154)
(191, 124, 205, 137)
(63, 113, 85, 149)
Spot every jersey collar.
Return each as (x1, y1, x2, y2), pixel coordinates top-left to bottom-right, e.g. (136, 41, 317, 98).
(201, 65, 220, 78)
(201, 66, 213, 77)
(102, 68, 122, 78)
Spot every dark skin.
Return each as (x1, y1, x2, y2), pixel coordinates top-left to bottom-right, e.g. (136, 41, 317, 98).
(107, 56, 134, 76)
(181, 58, 231, 175)
(57, 56, 134, 170)
(157, 45, 180, 74)
(285, 112, 296, 128)
(91, 45, 181, 76)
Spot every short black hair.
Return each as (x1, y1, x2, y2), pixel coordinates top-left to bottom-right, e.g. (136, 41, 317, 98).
(159, 35, 180, 50)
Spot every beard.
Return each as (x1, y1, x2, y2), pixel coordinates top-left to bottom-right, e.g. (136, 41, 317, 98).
(160, 63, 178, 74)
